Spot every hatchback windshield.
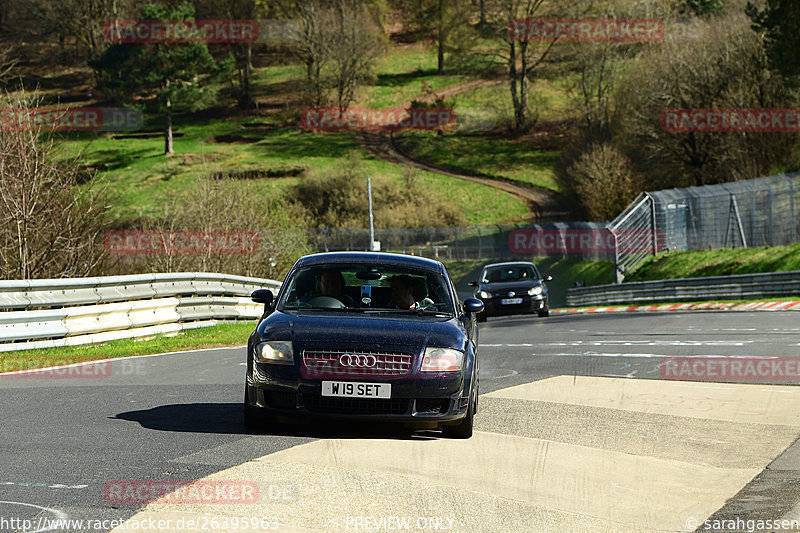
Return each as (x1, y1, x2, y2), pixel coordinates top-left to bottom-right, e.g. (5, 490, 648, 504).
(482, 265, 538, 283)
(278, 265, 455, 314)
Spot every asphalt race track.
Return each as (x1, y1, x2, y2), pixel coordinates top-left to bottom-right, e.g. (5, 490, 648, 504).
(2, 311, 800, 532)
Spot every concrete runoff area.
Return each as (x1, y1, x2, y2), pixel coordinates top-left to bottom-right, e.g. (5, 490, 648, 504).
(110, 376, 800, 532)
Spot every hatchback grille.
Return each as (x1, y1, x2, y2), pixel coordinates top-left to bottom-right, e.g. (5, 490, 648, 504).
(301, 350, 414, 378)
(303, 395, 409, 415)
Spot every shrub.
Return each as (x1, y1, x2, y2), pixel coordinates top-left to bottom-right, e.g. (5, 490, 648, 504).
(567, 144, 640, 221)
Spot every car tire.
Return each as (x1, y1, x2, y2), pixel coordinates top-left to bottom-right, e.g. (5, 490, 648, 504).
(538, 308, 549, 317)
(443, 391, 475, 439)
(476, 314, 487, 323)
(243, 385, 258, 430)
(244, 385, 276, 432)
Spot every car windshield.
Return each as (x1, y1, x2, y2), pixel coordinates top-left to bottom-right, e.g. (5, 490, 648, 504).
(482, 265, 537, 283)
(278, 264, 455, 315)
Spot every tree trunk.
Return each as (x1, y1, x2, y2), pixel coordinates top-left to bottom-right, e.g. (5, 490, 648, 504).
(164, 100, 174, 156)
(479, 0, 486, 25)
(437, 0, 445, 75)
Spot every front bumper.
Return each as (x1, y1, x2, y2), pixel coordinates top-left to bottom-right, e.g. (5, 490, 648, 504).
(479, 295, 547, 317)
(246, 362, 472, 423)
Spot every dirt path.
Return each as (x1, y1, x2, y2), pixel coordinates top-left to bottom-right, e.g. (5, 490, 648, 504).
(358, 79, 570, 223)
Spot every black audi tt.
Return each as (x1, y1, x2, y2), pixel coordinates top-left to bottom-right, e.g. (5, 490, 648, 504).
(244, 252, 484, 438)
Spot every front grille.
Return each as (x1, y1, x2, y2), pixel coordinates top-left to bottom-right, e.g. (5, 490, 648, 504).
(263, 391, 297, 410)
(302, 350, 414, 378)
(303, 395, 409, 415)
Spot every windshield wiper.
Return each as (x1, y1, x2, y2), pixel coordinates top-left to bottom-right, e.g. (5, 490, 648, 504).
(390, 308, 453, 317)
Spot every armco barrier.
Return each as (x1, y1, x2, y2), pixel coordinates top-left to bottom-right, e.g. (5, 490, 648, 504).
(566, 270, 800, 307)
(0, 273, 280, 352)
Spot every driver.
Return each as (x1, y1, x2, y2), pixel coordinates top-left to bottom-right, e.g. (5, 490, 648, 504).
(316, 270, 354, 306)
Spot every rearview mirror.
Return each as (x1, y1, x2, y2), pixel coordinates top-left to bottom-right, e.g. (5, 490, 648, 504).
(544, 275, 553, 282)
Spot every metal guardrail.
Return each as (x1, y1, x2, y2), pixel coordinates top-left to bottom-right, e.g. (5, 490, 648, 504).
(566, 271, 800, 307)
(0, 273, 280, 352)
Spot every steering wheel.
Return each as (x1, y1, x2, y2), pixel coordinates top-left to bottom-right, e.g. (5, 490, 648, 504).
(304, 296, 346, 309)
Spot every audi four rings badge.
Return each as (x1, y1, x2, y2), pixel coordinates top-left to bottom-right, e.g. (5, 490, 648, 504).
(339, 354, 378, 367)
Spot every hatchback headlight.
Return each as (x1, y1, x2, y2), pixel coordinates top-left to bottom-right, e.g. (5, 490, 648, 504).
(255, 341, 294, 364)
(421, 347, 464, 372)
(528, 286, 543, 296)
(478, 290, 492, 299)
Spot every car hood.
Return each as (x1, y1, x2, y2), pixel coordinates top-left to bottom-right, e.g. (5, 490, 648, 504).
(481, 280, 543, 291)
(256, 311, 468, 354)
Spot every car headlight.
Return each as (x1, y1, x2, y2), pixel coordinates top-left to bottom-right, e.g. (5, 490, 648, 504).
(478, 290, 492, 299)
(421, 347, 464, 372)
(255, 341, 294, 364)
(528, 286, 543, 296)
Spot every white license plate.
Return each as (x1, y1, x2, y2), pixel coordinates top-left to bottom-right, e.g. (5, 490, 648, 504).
(321, 381, 391, 398)
(501, 298, 523, 305)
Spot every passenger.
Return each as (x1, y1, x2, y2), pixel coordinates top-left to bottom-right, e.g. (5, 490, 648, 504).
(389, 275, 433, 310)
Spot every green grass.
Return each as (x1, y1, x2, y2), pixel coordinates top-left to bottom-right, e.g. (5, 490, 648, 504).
(396, 131, 564, 192)
(627, 242, 800, 282)
(366, 46, 467, 108)
(389, 70, 578, 194)
(53, 44, 571, 226)
(64, 117, 529, 224)
(1, 321, 256, 370)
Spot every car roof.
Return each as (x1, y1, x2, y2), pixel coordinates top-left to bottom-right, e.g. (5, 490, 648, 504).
(292, 252, 446, 274)
(481, 261, 538, 269)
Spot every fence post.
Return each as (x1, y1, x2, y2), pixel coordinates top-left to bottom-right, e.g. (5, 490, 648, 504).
(780, 173, 797, 243)
(476, 226, 482, 258)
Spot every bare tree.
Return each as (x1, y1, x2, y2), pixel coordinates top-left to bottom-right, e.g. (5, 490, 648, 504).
(125, 173, 309, 279)
(11, 0, 136, 65)
(614, 13, 795, 189)
(0, 46, 15, 86)
(284, 0, 332, 107)
(282, 0, 384, 110)
(488, 0, 558, 131)
(328, 0, 385, 112)
(0, 92, 110, 279)
(410, 0, 475, 75)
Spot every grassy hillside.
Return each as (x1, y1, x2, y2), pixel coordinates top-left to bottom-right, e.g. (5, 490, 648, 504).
(55, 43, 546, 226)
(627, 243, 800, 281)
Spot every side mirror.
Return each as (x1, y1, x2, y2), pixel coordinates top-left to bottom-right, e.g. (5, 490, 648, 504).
(467, 281, 478, 287)
(251, 289, 274, 306)
(463, 298, 484, 315)
(544, 275, 553, 282)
